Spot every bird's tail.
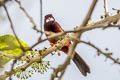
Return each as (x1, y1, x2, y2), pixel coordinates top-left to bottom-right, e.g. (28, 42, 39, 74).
(73, 52, 90, 76)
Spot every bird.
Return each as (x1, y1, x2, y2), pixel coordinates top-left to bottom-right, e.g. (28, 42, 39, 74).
(44, 14, 90, 76)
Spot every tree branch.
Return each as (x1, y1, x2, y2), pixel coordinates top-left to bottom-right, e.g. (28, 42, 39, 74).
(104, 0, 109, 16)
(80, 41, 120, 64)
(0, 51, 17, 59)
(15, 0, 41, 32)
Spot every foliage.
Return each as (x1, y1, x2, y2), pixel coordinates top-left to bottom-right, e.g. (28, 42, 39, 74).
(0, 34, 50, 79)
(0, 34, 29, 67)
(14, 61, 50, 80)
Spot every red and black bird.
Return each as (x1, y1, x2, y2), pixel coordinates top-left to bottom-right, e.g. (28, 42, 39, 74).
(44, 14, 90, 76)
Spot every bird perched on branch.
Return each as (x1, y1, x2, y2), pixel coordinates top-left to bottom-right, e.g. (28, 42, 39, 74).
(44, 14, 90, 76)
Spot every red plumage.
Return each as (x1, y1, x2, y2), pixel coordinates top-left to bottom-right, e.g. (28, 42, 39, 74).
(44, 14, 90, 76)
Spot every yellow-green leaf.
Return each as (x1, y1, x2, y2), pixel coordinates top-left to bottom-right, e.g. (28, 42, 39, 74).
(0, 34, 29, 67)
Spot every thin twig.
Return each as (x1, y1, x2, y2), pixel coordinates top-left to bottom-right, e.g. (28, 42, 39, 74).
(81, 0, 97, 26)
(3, 4, 25, 80)
(3, 5, 25, 51)
(40, 0, 43, 32)
(104, 0, 109, 16)
(80, 40, 120, 64)
(38, 0, 43, 40)
(0, 51, 17, 59)
(15, 0, 41, 32)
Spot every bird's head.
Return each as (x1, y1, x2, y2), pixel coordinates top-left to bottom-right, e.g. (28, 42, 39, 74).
(44, 14, 55, 23)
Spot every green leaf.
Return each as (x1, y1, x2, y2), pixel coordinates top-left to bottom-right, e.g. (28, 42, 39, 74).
(0, 34, 29, 67)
